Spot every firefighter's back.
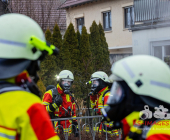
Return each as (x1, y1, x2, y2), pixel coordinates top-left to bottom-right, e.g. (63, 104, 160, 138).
(0, 90, 59, 140)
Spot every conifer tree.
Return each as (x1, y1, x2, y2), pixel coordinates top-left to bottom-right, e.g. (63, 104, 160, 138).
(39, 28, 58, 86)
(98, 22, 111, 74)
(45, 28, 52, 43)
(37, 78, 46, 97)
(76, 30, 81, 47)
(67, 23, 79, 72)
(79, 26, 93, 95)
(52, 23, 63, 74)
(64, 23, 81, 96)
(80, 26, 93, 79)
(60, 23, 73, 70)
(89, 21, 104, 71)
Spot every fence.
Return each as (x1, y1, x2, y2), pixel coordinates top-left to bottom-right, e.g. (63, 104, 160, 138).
(51, 108, 122, 140)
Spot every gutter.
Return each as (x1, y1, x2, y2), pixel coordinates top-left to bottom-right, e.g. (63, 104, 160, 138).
(58, 0, 99, 9)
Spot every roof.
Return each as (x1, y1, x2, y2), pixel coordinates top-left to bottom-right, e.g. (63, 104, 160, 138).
(7, 0, 66, 32)
(59, 0, 99, 9)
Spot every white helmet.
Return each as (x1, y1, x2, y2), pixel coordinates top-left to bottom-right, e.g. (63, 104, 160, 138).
(0, 13, 58, 79)
(0, 13, 44, 60)
(57, 70, 74, 94)
(109, 55, 170, 105)
(58, 70, 74, 81)
(89, 71, 110, 95)
(91, 71, 110, 83)
(102, 55, 170, 122)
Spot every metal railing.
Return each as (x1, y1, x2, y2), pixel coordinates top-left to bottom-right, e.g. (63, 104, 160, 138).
(130, 0, 170, 31)
(51, 108, 122, 140)
(134, 0, 170, 22)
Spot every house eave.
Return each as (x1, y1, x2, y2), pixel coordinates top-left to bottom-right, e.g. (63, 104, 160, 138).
(58, 0, 100, 9)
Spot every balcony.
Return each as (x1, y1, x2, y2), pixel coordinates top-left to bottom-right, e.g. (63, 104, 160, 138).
(131, 0, 170, 31)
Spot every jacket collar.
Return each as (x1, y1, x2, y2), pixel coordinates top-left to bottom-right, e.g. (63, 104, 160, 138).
(98, 86, 109, 96)
(57, 84, 65, 95)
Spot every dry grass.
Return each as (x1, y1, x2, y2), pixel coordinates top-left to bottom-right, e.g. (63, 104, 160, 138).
(58, 132, 120, 140)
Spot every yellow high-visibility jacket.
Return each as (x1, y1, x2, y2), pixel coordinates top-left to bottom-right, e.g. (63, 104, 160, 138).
(0, 89, 60, 140)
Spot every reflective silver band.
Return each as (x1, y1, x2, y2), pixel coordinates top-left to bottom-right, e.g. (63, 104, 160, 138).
(0, 38, 26, 47)
(150, 80, 170, 89)
(0, 132, 15, 140)
(122, 61, 135, 78)
(0, 87, 24, 94)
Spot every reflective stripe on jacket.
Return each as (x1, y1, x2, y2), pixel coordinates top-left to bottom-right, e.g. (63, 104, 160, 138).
(121, 111, 140, 138)
(125, 119, 170, 140)
(90, 86, 110, 114)
(146, 120, 170, 140)
(42, 84, 76, 132)
(90, 87, 117, 133)
(0, 90, 59, 140)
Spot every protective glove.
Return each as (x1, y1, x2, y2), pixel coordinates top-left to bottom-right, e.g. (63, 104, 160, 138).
(72, 120, 79, 137)
(52, 94, 63, 108)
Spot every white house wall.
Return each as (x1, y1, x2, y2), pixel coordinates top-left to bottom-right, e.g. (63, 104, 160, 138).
(132, 26, 170, 55)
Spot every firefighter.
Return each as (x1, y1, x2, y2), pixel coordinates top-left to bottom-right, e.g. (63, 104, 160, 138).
(0, 13, 60, 140)
(42, 70, 78, 136)
(121, 112, 140, 139)
(88, 71, 118, 135)
(102, 55, 170, 140)
(109, 74, 140, 138)
(46, 85, 56, 92)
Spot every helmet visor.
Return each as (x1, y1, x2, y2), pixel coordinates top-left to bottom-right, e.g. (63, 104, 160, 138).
(107, 82, 124, 105)
(91, 79, 99, 87)
(61, 79, 72, 86)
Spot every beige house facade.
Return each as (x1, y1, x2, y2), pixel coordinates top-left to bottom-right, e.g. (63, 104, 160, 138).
(60, 0, 134, 63)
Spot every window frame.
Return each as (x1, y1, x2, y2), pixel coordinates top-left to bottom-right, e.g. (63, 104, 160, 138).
(151, 41, 170, 67)
(102, 10, 112, 31)
(124, 6, 134, 29)
(76, 17, 84, 34)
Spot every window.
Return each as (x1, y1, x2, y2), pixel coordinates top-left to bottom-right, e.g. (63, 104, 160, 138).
(152, 45, 170, 67)
(77, 17, 84, 34)
(124, 6, 134, 28)
(103, 11, 112, 31)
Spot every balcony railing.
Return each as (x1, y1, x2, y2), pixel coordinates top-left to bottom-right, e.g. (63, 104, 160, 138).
(130, 0, 170, 31)
(134, 0, 170, 23)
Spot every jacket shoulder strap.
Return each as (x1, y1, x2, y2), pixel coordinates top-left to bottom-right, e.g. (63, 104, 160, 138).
(102, 90, 110, 105)
(0, 82, 24, 94)
(51, 88, 58, 99)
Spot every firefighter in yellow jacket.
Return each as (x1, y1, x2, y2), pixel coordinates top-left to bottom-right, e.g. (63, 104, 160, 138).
(102, 55, 170, 140)
(42, 70, 78, 136)
(0, 13, 60, 140)
(88, 71, 118, 134)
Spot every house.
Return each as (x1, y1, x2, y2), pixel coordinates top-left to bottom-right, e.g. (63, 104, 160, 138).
(131, 0, 170, 67)
(59, 0, 134, 63)
(5, 0, 67, 34)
